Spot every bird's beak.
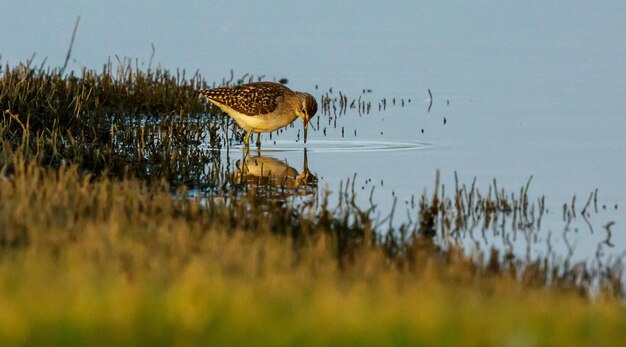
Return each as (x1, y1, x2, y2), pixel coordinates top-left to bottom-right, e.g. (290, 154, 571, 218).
(300, 112, 315, 144)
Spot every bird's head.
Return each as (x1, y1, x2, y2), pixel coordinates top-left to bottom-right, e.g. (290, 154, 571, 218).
(296, 93, 317, 123)
(296, 93, 318, 143)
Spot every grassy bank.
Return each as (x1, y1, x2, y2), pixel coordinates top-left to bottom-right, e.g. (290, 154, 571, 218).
(1, 60, 625, 345)
(0, 161, 624, 346)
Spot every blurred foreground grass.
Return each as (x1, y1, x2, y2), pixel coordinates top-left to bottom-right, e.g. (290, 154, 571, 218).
(1, 60, 625, 346)
(0, 163, 624, 346)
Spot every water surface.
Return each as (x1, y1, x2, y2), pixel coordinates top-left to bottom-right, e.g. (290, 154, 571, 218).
(3, 0, 626, 264)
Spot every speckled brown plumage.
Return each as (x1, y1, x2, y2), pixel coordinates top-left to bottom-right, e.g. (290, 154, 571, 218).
(198, 81, 318, 147)
(199, 82, 294, 116)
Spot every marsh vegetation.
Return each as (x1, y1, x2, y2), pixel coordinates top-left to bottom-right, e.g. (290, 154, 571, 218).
(1, 59, 625, 345)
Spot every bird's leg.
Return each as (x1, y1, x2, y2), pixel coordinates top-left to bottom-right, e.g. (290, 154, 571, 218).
(255, 132, 261, 149)
(244, 130, 252, 147)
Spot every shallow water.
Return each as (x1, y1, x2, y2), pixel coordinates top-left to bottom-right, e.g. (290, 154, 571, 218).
(3, 1, 626, 264)
(232, 139, 429, 153)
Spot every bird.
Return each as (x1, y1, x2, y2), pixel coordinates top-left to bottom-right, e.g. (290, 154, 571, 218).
(199, 82, 318, 148)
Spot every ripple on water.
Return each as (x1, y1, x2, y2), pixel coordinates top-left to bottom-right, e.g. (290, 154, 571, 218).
(234, 140, 431, 153)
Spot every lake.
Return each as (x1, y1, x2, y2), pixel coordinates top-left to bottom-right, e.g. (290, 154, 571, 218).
(3, 0, 625, 266)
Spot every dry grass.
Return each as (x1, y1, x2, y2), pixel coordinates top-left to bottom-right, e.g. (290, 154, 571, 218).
(0, 158, 623, 345)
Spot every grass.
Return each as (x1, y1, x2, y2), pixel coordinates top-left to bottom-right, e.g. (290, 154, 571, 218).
(1, 58, 225, 191)
(0, 162, 625, 346)
(1, 58, 625, 346)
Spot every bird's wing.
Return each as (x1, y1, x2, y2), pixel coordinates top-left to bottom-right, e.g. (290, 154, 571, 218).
(199, 82, 292, 116)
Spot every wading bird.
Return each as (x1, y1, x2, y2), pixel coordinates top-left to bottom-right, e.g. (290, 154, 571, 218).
(199, 82, 317, 148)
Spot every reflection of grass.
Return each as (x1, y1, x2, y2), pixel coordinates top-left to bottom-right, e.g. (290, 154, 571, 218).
(1, 60, 626, 345)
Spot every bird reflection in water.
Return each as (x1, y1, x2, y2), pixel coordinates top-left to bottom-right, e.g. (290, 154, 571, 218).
(232, 149, 317, 199)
